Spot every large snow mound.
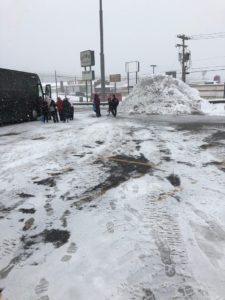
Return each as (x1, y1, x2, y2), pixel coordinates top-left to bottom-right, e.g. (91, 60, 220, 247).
(120, 75, 223, 115)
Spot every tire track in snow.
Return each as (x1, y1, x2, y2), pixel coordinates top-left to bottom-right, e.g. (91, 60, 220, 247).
(141, 194, 209, 299)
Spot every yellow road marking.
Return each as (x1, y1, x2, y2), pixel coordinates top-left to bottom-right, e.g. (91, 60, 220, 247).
(98, 156, 160, 169)
(158, 188, 182, 201)
(218, 162, 225, 168)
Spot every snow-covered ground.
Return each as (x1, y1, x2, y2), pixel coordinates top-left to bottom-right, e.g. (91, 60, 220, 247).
(1, 107, 225, 300)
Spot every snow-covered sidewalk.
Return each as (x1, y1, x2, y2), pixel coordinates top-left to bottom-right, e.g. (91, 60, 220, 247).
(0, 111, 225, 300)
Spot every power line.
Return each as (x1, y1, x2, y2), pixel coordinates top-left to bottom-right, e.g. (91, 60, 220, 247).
(190, 65, 225, 70)
(192, 55, 225, 62)
(193, 31, 225, 35)
(190, 32, 225, 40)
(189, 68, 225, 74)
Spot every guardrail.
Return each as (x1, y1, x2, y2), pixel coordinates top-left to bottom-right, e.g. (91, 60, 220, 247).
(72, 102, 109, 106)
(209, 99, 225, 104)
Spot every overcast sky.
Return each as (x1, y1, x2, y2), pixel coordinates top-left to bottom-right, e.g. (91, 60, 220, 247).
(1, 0, 225, 81)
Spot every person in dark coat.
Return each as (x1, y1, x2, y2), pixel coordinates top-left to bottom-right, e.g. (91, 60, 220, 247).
(111, 94, 119, 117)
(41, 99, 49, 123)
(62, 97, 71, 122)
(37, 96, 43, 116)
(108, 96, 113, 116)
(93, 94, 101, 117)
(49, 99, 59, 123)
(70, 104, 74, 120)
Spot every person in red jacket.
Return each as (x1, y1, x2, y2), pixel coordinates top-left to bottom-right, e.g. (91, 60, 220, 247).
(57, 97, 63, 121)
(93, 94, 101, 117)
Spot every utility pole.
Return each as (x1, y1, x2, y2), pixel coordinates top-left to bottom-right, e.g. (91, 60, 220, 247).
(55, 70, 58, 99)
(176, 34, 191, 82)
(99, 0, 106, 102)
(84, 66, 88, 102)
(150, 64, 157, 74)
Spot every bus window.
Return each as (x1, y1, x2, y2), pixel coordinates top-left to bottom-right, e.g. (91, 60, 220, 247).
(38, 84, 44, 98)
(45, 84, 52, 98)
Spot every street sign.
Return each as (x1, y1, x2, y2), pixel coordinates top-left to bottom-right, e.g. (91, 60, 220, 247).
(125, 61, 140, 73)
(109, 74, 121, 82)
(80, 50, 95, 67)
(166, 71, 177, 78)
(82, 70, 95, 81)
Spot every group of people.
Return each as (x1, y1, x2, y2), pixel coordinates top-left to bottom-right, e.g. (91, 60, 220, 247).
(38, 96, 74, 123)
(108, 94, 119, 117)
(38, 93, 119, 123)
(93, 94, 119, 118)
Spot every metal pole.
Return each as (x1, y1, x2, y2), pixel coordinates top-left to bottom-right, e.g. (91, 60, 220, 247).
(136, 72, 138, 84)
(182, 38, 186, 82)
(115, 82, 116, 94)
(85, 66, 88, 102)
(74, 75, 77, 95)
(99, 0, 106, 102)
(150, 64, 157, 74)
(90, 66, 93, 101)
(55, 70, 58, 99)
(127, 72, 130, 94)
(177, 34, 190, 82)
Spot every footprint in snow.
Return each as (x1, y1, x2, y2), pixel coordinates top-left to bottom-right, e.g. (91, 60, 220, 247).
(165, 264, 176, 277)
(178, 285, 195, 298)
(37, 296, 50, 300)
(61, 242, 78, 262)
(106, 222, 114, 233)
(120, 192, 126, 199)
(132, 184, 139, 194)
(142, 288, 156, 300)
(35, 278, 49, 300)
(44, 202, 54, 216)
(109, 200, 117, 210)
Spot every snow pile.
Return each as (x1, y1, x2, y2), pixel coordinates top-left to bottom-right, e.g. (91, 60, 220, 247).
(120, 75, 207, 115)
(201, 101, 225, 116)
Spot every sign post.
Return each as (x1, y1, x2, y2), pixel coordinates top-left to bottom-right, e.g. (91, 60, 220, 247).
(125, 61, 140, 94)
(85, 66, 88, 101)
(109, 74, 121, 94)
(80, 50, 95, 102)
(90, 66, 93, 100)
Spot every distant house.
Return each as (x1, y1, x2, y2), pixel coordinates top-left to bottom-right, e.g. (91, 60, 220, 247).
(190, 83, 225, 99)
(94, 84, 113, 94)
